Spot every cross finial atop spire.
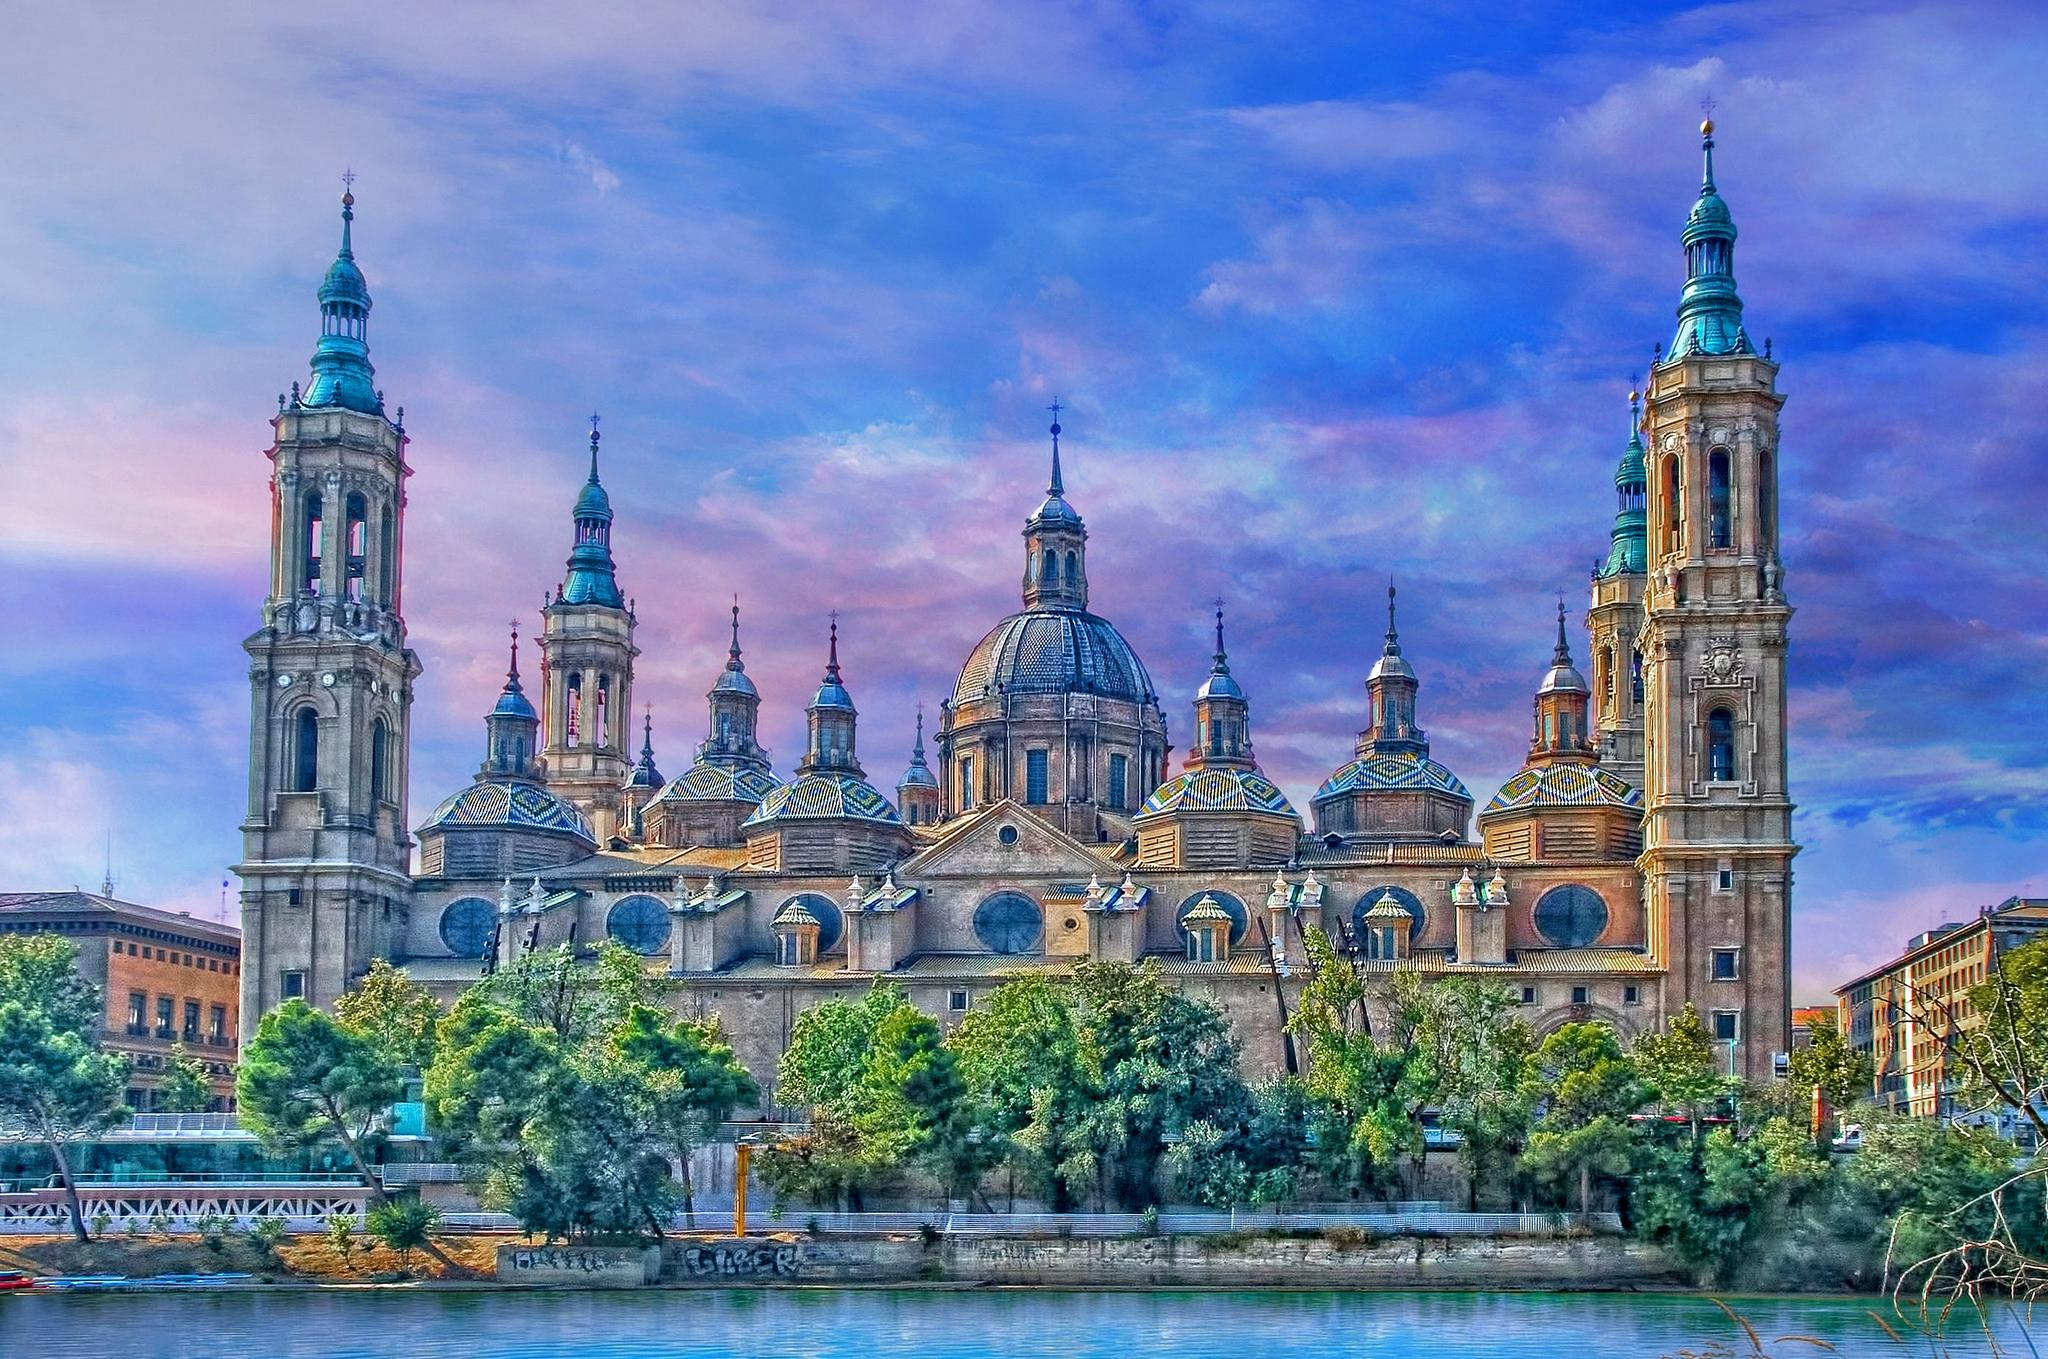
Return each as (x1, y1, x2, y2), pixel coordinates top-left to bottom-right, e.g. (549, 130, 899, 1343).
(507, 620, 522, 682)
(826, 609, 841, 679)
(1553, 594, 1573, 666)
(1213, 597, 1229, 669)
(913, 703, 926, 754)
(587, 412, 602, 481)
(728, 595, 744, 665)
(1698, 100, 1719, 190)
(1384, 582, 1401, 657)
(1046, 398, 1065, 498)
(641, 706, 655, 760)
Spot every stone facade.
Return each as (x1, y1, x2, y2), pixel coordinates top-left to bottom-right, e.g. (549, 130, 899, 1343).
(240, 129, 1795, 1091)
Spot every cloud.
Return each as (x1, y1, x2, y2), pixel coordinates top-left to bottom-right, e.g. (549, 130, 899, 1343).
(562, 143, 622, 195)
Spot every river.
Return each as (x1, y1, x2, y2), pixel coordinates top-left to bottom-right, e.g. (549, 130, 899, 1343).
(0, 1287, 2030, 1356)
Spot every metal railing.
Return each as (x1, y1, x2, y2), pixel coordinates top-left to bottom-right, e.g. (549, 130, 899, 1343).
(435, 1207, 1620, 1238)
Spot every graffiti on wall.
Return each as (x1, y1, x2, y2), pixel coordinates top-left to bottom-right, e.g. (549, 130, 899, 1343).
(675, 1243, 802, 1278)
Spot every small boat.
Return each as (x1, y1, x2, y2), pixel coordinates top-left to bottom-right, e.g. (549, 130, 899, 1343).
(34, 1276, 131, 1290)
(0, 1270, 34, 1291)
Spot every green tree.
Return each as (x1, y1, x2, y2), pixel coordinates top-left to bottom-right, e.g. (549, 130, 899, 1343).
(237, 998, 403, 1195)
(1634, 1002, 1727, 1142)
(1385, 971, 1532, 1204)
(1785, 1014, 1873, 1139)
(0, 938, 131, 1243)
(610, 1005, 758, 1221)
(1948, 938, 2048, 1142)
(154, 1043, 215, 1113)
(947, 974, 1080, 1205)
(366, 1198, 440, 1273)
(1518, 1022, 1645, 1219)
(776, 983, 908, 1109)
(1283, 926, 1412, 1199)
(334, 959, 444, 1071)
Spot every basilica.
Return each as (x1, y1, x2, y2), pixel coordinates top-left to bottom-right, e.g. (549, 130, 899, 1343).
(234, 122, 1795, 1093)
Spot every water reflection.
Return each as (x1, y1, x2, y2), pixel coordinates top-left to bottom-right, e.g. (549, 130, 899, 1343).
(0, 1288, 2029, 1357)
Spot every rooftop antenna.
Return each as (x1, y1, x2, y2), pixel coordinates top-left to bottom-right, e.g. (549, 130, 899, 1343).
(100, 828, 115, 898)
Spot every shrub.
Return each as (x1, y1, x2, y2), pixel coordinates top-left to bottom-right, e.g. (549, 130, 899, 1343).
(249, 1216, 289, 1259)
(326, 1212, 359, 1267)
(366, 1199, 440, 1274)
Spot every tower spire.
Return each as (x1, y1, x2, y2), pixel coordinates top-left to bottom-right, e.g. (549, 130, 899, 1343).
(1213, 599, 1230, 673)
(1384, 583, 1401, 657)
(1047, 399, 1064, 497)
(1668, 117, 1751, 359)
(826, 611, 842, 681)
(303, 175, 380, 414)
(1601, 384, 1650, 578)
(728, 596, 744, 666)
(587, 412, 602, 484)
(558, 414, 623, 608)
(1553, 595, 1572, 667)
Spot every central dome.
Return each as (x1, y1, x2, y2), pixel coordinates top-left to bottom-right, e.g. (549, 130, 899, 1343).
(952, 609, 1156, 707)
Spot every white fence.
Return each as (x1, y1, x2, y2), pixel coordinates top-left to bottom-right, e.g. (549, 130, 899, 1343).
(0, 1183, 372, 1234)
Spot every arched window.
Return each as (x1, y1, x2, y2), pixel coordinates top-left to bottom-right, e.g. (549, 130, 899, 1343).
(291, 708, 319, 792)
(595, 675, 611, 747)
(1175, 891, 1249, 947)
(377, 505, 395, 606)
(1758, 450, 1775, 556)
(369, 717, 389, 803)
(973, 892, 1043, 955)
(1043, 548, 1058, 585)
(1108, 753, 1128, 810)
(1662, 457, 1681, 555)
(1533, 884, 1609, 949)
(1599, 645, 1614, 715)
(566, 673, 583, 744)
(1631, 649, 1644, 703)
(779, 893, 844, 954)
(438, 898, 497, 958)
(960, 756, 975, 810)
(606, 895, 672, 955)
(344, 493, 368, 601)
(302, 492, 324, 596)
(1708, 708, 1737, 782)
(1065, 550, 1077, 584)
(1708, 449, 1732, 549)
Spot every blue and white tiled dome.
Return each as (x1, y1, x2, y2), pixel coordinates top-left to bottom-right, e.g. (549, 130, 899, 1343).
(1142, 767, 1298, 818)
(743, 773, 902, 828)
(952, 610, 1156, 707)
(1314, 751, 1470, 802)
(653, 762, 782, 807)
(1483, 764, 1641, 815)
(418, 780, 596, 843)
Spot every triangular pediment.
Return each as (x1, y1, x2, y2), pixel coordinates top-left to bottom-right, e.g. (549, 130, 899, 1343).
(899, 800, 1121, 880)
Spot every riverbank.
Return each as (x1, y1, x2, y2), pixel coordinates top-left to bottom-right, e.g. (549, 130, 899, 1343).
(3, 1228, 1689, 1291)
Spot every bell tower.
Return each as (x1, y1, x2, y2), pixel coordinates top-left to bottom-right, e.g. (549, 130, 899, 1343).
(538, 415, 639, 842)
(1639, 121, 1795, 1079)
(1590, 389, 1650, 792)
(236, 184, 419, 1036)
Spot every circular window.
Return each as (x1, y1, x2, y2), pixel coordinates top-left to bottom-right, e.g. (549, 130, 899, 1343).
(1176, 890, 1249, 946)
(606, 894, 672, 955)
(1533, 884, 1609, 949)
(780, 893, 844, 953)
(973, 892, 1043, 955)
(1352, 885, 1423, 941)
(997, 824, 1019, 846)
(438, 897, 496, 958)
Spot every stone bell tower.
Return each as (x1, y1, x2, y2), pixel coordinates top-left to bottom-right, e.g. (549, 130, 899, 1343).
(538, 416, 639, 842)
(236, 184, 420, 1037)
(1638, 121, 1795, 1080)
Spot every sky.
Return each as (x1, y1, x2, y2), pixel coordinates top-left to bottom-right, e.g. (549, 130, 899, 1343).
(1, 1, 2044, 1005)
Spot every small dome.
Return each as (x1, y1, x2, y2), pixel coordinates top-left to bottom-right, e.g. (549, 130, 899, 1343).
(899, 757, 939, 790)
(418, 780, 596, 842)
(811, 676, 854, 711)
(712, 666, 758, 698)
(1195, 669, 1245, 702)
(743, 773, 902, 828)
(652, 762, 782, 808)
(1538, 661, 1589, 696)
(1483, 764, 1642, 816)
(1314, 752, 1470, 802)
(1141, 767, 1297, 818)
(1032, 492, 1082, 526)
(1181, 894, 1233, 924)
(492, 686, 537, 720)
(772, 897, 821, 929)
(1687, 190, 1734, 232)
(1366, 651, 1415, 683)
(573, 477, 613, 522)
(1363, 891, 1413, 923)
(318, 253, 370, 309)
(953, 610, 1156, 707)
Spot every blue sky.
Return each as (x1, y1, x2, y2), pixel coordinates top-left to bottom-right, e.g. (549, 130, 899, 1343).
(1, 1, 2044, 1001)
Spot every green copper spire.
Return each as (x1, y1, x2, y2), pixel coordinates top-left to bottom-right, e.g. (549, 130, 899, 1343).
(303, 179, 381, 413)
(1667, 120, 1753, 360)
(1601, 386, 1649, 578)
(559, 413, 625, 608)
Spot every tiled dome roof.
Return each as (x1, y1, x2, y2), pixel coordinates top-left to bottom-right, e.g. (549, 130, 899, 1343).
(652, 762, 782, 807)
(1482, 764, 1642, 816)
(953, 609, 1156, 707)
(743, 773, 902, 828)
(418, 780, 595, 842)
(1314, 751, 1471, 802)
(1141, 767, 1297, 818)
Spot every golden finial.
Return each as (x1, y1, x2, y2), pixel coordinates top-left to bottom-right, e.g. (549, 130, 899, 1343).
(1700, 118, 1714, 136)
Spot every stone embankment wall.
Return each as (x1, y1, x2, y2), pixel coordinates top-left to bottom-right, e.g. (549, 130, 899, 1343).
(494, 1233, 1681, 1288)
